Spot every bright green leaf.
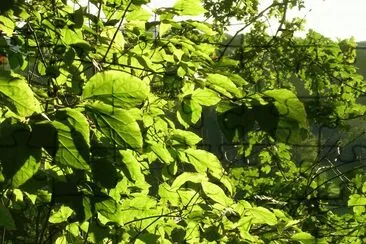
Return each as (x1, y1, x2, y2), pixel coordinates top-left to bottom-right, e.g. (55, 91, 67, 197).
(0, 71, 42, 117)
(348, 194, 366, 206)
(291, 232, 317, 243)
(173, 0, 206, 16)
(206, 73, 242, 98)
(82, 70, 149, 109)
(0, 16, 15, 36)
(170, 129, 202, 146)
(53, 108, 90, 170)
(87, 102, 143, 149)
(192, 88, 221, 106)
(201, 181, 233, 206)
(170, 172, 207, 190)
(246, 207, 277, 226)
(49, 205, 74, 223)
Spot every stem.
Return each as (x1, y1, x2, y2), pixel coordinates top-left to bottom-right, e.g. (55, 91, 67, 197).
(102, 0, 133, 63)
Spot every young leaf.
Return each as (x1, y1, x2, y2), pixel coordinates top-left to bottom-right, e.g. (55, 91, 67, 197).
(149, 143, 174, 164)
(291, 232, 317, 243)
(263, 89, 308, 143)
(94, 197, 123, 225)
(348, 194, 366, 206)
(120, 149, 146, 185)
(0, 16, 15, 36)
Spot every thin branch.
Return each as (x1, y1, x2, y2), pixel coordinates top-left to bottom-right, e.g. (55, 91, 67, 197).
(102, 0, 133, 62)
(217, 2, 278, 61)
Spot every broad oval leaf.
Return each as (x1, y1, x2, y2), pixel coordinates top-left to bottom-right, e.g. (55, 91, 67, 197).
(185, 148, 223, 175)
(49, 205, 73, 224)
(246, 207, 278, 226)
(82, 70, 149, 109)
(0, 71, 42, 117)
(94, 197, 123, 225)
(171, 129, 202, 146)
(192, 88, 221, 106)
(120, 149, 146, 185)
(201, 181, 233, 206)
(53, 108, 90, 170)
(206, 73, 242, 98)
(171, 172, 207, 190)
(86, 102, 143, 149)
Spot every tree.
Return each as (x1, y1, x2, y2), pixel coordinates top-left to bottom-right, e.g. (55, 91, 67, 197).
(0, 0, 365, 243)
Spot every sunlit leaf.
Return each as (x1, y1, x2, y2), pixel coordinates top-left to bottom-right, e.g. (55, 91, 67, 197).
(192, 88, 221, 106)
(0, 71, 42, 117)
(86, 102, 143, 149)
(82, 70, 149, 109)
(53, 108, 90, 170)
(173, 0, 206, 16)
(201, 181, 233, 206)
(246, 207, 277, 226)
(49, 205, 74, 223)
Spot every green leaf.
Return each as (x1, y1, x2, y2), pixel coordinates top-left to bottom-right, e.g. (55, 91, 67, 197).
(0, 16, 15, 36)
(82, 71, 149, 109)
(192, 88, 221, 106)
(185, 149, 222, 175)
(61, 27, 90, 46)
(120, 150, 146, 185)
(291, 232, 317, 243)
(201, 181, 233, 206)
(263, 89, 308, 143)
(53, 108, 90, 170)
(55, 235, 68, 244)
(170, 129, 202, 146)
(0, 71, 42, 117)
(246, 207, 278, 226)
(94, 197, 123, 225)
(177, 99, 202, 128)
(0, 119, 41, 187)
(149, 143, 174, 164)
(348, 194, 366, 206)
(12, 155, 40, 187)
(49, 205, 74, 223)
(86, 102, 143, 149)
(173, 0, 206, 16)
(206, 73, 242, 98)
(0, 207, 16, 229)
(170, 172, 207, 190)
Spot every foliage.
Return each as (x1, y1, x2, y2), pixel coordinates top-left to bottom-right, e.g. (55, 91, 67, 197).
(0, 0, 365, 243)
